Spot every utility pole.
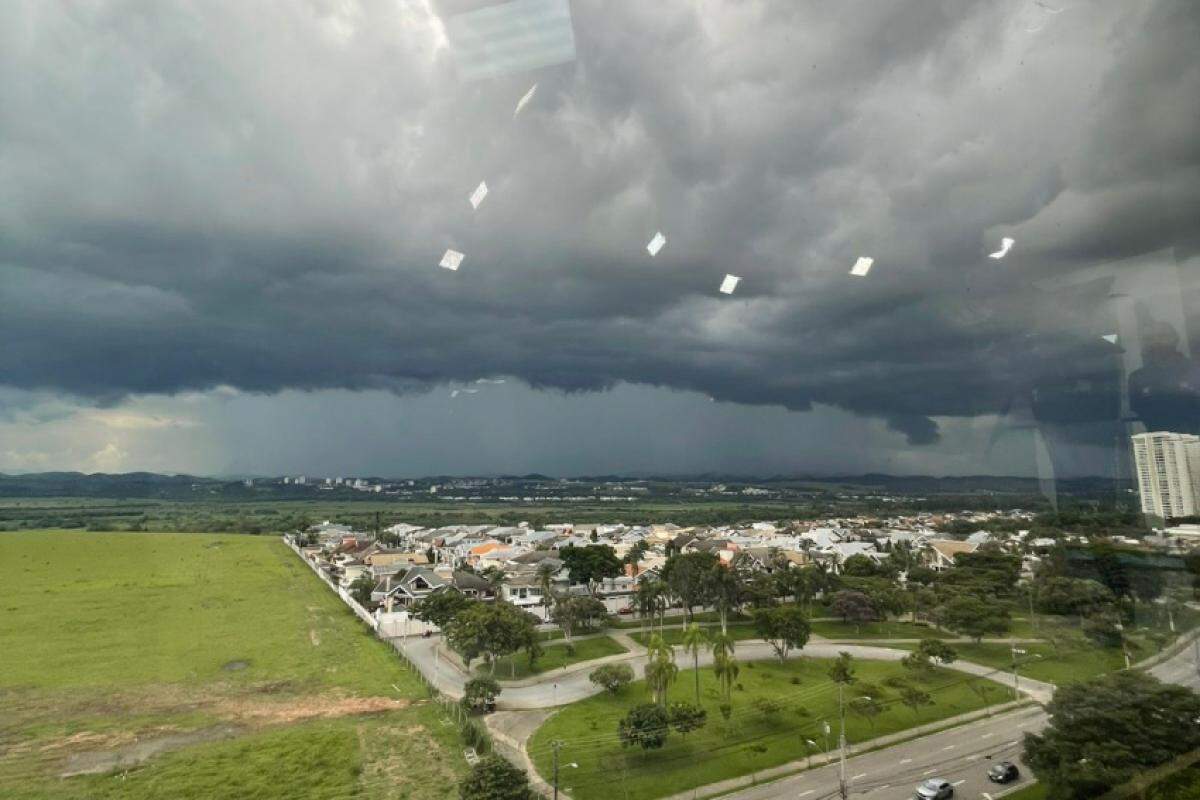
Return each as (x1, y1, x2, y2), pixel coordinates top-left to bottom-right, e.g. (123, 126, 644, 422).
(553, 739, 561, 800)
(838, 683, 848, 800)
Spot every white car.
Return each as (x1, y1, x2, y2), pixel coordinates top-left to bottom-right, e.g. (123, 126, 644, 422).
(913, 778, 954, 799)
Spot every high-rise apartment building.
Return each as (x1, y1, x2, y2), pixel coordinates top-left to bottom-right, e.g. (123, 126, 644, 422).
(1132, 432, 1200, 519)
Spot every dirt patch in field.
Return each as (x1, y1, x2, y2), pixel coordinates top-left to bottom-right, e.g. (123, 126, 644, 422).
(60, 725, 240, 777)
(212, 694, 409, 726)
(221, 659, 250, 671)
(309, 628, 321, 647)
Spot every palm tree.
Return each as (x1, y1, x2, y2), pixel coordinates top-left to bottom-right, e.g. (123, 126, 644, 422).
(536, 562, 556, 620)
(710, 631, 738, 704)
(681, 623, 708, 705)
(708, 564, 743, 635)
(644, 634, 679, 705)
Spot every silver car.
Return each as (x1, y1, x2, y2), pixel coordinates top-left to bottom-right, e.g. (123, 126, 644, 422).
(914, 778, 954, 799)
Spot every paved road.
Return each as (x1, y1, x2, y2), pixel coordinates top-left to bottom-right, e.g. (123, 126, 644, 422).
(711, 704, 1045, 800)
(393, 635, 1054, 708)
(1149, 635, 1200, 690)
(718, 633, 1200, 800)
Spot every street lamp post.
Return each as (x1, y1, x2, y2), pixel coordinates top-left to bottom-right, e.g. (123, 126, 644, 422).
(1011, 646, 1026, 700)
(551, 740, 576, 800)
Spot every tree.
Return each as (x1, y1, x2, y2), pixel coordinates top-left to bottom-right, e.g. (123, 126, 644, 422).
(462, 677, 501, 713)
(445, 601, 539, 674)
(551, 595, 608, 646)
(938, 596, 1010, 642)
(480, 566, 506, 588)
(412, 589, 475, 629)
(1082, 611, 1125, 648)
(618, 703, 671, 750)
(1023, 671, 1200, 800)
(536, 562, 557, 616)
(842, 554, 885, 577)
(643, 634, 679, 705)
(459, 755, 533, 800)
(348, 573, 375, 607)
(662, 551, 718, 621)
(667, 701, 707, 737)
(707, 563, 746, 633)
(828, 651, 856, 687)
(753, 606, 811, 664)
(1033, 576, 1114, 618)
(899, 686, 934, 719)
(681, 623, 708, 704)
(624, 540, 649, 566)
(560, 545, 622, 596)
(830, 590, 876, 631)
(848, 695, 884, 733)
(635, 578, 668, 632)
(902, 638, 957, 672)
(588, 663, 634, 695)
(711, 631, 740, 705)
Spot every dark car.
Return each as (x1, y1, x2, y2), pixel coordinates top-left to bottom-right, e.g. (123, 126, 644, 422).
(914, 778, 954, 799)
(988, 761, 1020, 783)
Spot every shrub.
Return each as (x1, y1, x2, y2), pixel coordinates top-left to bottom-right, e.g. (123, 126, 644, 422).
(588, 663, 634, 695)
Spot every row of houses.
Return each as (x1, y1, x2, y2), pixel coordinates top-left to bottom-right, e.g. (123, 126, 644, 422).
(295, 514, 1073, 620)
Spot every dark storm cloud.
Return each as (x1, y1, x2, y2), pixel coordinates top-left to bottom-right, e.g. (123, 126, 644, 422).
(2, 0, 1198, 445)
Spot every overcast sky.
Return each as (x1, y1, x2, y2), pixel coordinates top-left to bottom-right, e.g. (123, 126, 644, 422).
(2, 0, 1197, 478)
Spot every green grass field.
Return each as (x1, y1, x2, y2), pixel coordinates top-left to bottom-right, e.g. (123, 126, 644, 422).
(485, 636, 628, 680)
(0, 530, 464, 800)
(528, 658, 1003, 800)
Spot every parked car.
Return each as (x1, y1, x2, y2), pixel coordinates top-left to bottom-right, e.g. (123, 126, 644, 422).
(617, 606, 633, 615)
(914, 778, 954, 799)
(988, 762, 1020, 783)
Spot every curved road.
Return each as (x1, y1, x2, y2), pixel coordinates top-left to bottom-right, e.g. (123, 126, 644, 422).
(392, 634, 1055, 708)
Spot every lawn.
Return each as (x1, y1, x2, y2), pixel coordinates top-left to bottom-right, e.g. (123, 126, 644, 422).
(949, 641, 1129, 686)
(809, 619, 953, 640)
(484, 636, 628, 680)
(0, 530, 465, 799)
(629, 623, 759, 647)
(528, 657, 1003, 800)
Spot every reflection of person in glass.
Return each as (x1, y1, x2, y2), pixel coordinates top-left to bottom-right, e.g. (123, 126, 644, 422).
(1128, 321, 1200, 434)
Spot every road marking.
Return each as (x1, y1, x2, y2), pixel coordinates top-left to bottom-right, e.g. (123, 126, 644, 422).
(877, 785, 889, 791)
(798, 792, 813, 798)
(1006, 741, 1019, 747)
(851, 773, 867, 781)
(899, 758, 913, 764)
(923, 769, 935, 775)
(943, 745, 956, 750)
(981, 732, 995, 738)
(967, 754, 980, 761)
(952, 779, 966, 786)
(983, 794, 994, 800)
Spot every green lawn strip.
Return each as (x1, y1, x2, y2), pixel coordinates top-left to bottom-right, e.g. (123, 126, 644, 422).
(949, 641, 1128, 685)
(628, 624, 759, 647)
(528, 658, 1002, 800)
(996, 782, 1047, 800)
(484, 636, 628, 680)
(809, 620, 952, 640)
